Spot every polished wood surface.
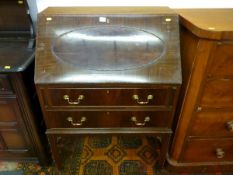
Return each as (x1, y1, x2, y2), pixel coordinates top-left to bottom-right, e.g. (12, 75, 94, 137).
(52, 25, 165, 71)
(207, 42, 233, 78)
(42, 87, 175, 107)
(169, 9, 233, 172)
(200, 79, 233, 108)
(190, 111, 233, 137)
(182, 138, 233, 162)
(35, 7, 181, 169)
(45, 111, 172, 128)
(175, 9, 233, 40)
(35, 7, 181, 84)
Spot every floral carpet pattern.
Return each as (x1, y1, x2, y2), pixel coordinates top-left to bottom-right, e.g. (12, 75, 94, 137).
(0, 136, 231, 175)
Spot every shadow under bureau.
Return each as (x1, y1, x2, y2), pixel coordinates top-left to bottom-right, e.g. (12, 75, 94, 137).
(35, 7, 182, 169)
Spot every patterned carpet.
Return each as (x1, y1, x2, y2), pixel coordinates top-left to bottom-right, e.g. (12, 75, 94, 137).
(57, 135, 161, 175)
(0, 136, 231, 175)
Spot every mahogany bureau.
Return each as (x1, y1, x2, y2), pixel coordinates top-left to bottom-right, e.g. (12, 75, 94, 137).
(0, 0, 46, 163)
(168, 9, 233, 172)
(35, 7, 182, 169)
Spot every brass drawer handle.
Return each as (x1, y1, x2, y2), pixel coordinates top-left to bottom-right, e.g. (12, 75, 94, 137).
(132, 94, 153, 105)
(131, 116, 150, 126)
(63, 95, 84, 105)
(215, 148, 225, 159)
(67, 116, 86, 126)
(226, 121, 233, 131)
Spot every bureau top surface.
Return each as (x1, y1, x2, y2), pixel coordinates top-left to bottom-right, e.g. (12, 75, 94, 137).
(35, 7, 181, 85)
(175, 9, 233, 40)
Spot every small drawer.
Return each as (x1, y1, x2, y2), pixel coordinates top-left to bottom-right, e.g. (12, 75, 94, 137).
(207, 42, 233, 77)
(191, 111, 233, 137)
(44, 88, 175, 108)
(0, 75, 13, 94)
(200, 79, 233, 108)
(182, 138, 233, 162)
(45, 111, 172, 128)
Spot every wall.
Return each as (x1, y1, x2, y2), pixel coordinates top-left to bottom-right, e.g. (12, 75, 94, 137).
(27, 0, 233, 30)
(36, 0, 233, 12)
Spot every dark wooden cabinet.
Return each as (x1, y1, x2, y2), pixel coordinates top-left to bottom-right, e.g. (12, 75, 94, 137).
(0, 0, 46, 164)
(0, 73, 46, 163)
(35, 7, 181, 169)
(168, 9, 233, 172)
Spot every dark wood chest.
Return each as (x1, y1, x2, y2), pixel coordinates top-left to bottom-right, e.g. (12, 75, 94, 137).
(169, 9, 233, 172)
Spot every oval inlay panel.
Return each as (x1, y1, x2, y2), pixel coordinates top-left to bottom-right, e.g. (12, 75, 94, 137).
(52, 26, 165, 71)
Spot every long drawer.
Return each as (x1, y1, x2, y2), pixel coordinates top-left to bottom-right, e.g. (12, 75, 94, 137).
(42, 87, 175, 108)
(44, 111, 172, 128)
(182, 138, 233, 162)
(190, 111, 233, 137)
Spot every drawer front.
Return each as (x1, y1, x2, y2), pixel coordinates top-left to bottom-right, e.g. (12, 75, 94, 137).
(1, 130, 28, 150)
(182, 138, 233, 162)
(45, 111, 171, 128)
(190, 111, 233, 137)
(0, 98, 19, 124)
(0, 75, 13, 94)
(45, 88, 174, 107)
(208, 42, 233, 77)
(200, 79, 233, 108)
(0, 130, 35, 160)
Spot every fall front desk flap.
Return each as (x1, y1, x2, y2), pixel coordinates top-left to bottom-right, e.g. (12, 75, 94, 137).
(35, 7, 182, 84)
